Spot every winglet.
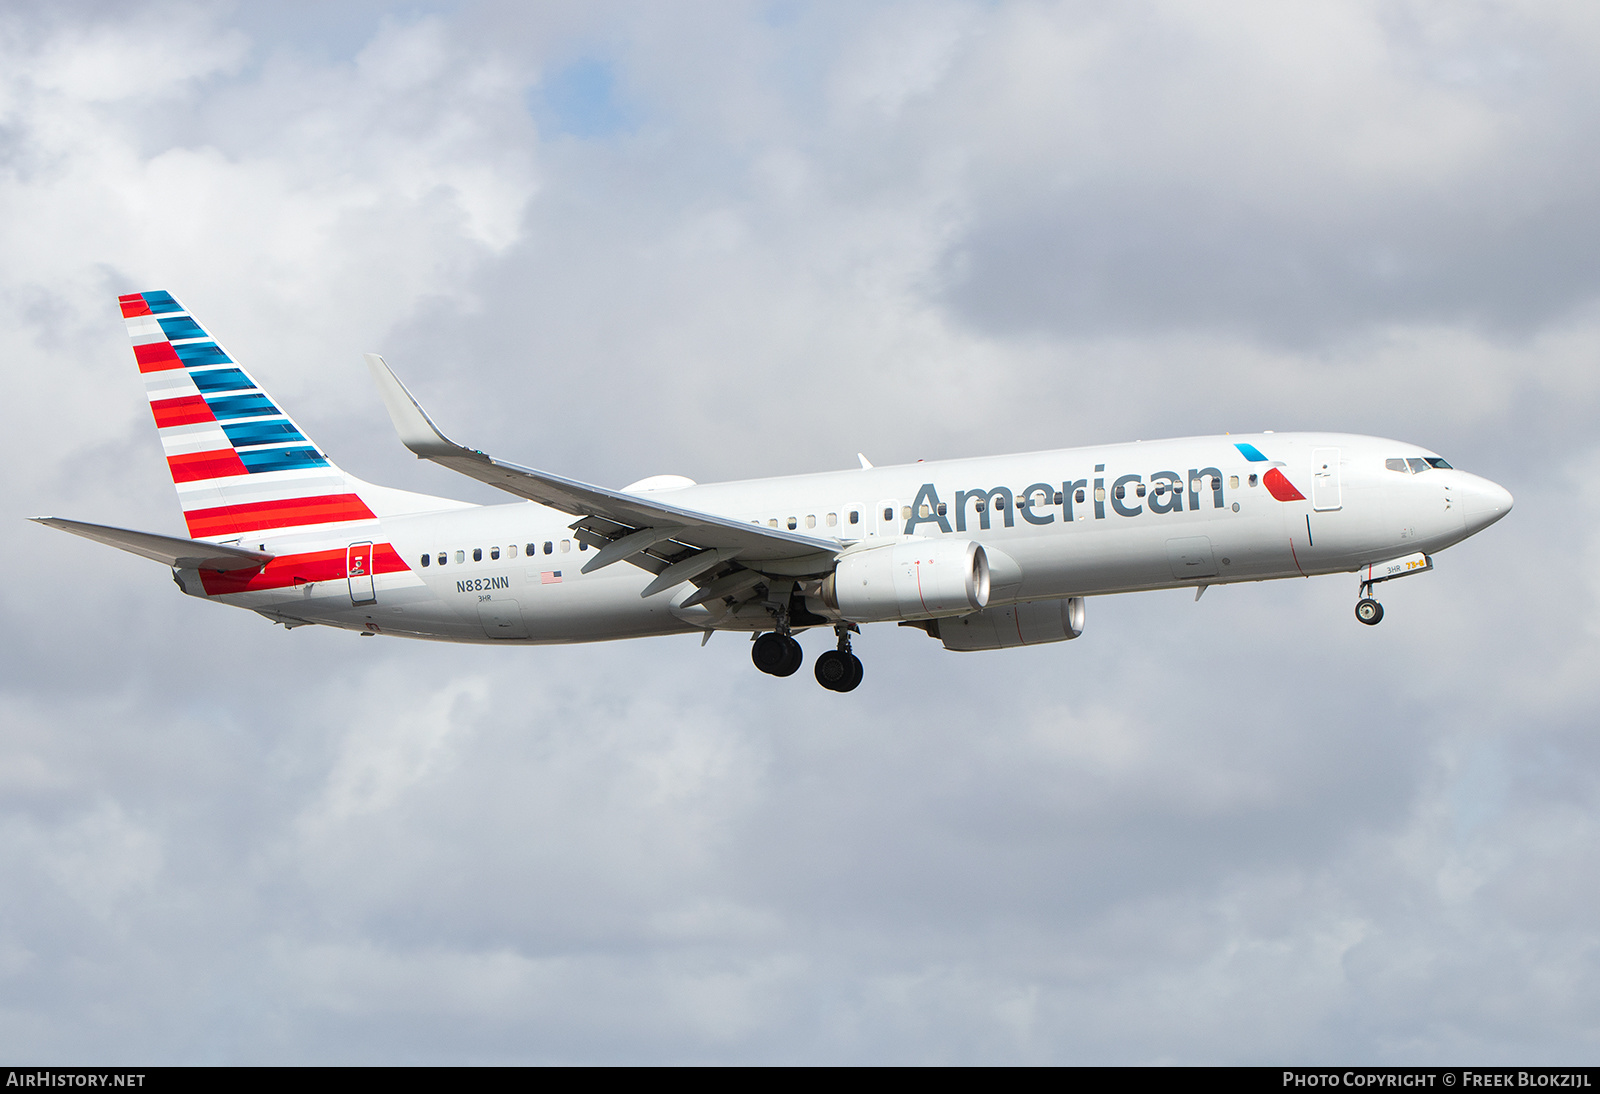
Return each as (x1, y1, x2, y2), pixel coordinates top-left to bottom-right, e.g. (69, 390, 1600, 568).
(363, 354, 475, 461)
(857, 452, 873, 470)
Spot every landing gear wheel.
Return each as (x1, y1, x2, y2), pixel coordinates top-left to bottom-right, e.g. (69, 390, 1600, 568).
(815, 650, 862, 692)
(775, 635, 803, 677)
(752, 632, 790, 674)
(815, 622, 864, 692)
(1355, 598, 1384, 626)
(842, 653, 863, 692)
(753, 632, 804, 677)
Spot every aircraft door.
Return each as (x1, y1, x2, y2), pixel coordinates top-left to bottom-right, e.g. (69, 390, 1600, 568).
(875, 499, 901, 537)
(346, 541, 376, 604)
(1312, 448, 1342, 511)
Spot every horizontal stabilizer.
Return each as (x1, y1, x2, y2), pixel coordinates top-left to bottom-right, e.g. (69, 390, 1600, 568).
(31, 517, 273, 572)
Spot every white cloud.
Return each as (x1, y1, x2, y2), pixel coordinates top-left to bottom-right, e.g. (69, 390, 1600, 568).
(0, 0, 1595, 1064)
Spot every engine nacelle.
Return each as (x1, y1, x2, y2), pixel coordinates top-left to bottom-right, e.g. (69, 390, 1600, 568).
(931, 597, 1085, 651)
(823, 539, 990, 623)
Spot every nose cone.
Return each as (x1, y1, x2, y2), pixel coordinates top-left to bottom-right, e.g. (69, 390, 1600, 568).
(1460, 474, 1513, 535)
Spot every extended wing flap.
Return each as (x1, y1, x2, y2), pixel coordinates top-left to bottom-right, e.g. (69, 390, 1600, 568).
(364, 354, 839, 568)
(31, 517, 273, 572)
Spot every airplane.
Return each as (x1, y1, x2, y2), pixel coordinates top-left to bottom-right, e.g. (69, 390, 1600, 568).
(32, 290, 1514, 692)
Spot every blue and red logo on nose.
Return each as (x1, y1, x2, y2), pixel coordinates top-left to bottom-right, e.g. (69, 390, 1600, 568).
(1235, 442, 1306, 503)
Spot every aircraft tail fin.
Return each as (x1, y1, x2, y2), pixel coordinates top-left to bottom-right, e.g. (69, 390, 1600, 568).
(119, 290, 467, 541)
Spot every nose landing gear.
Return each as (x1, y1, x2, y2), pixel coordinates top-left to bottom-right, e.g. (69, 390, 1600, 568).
(1355, 579, 1384, 626)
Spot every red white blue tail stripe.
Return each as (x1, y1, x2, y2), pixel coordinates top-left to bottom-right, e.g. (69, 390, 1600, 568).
(118, 290, 432, 601)
(120, 290, 379, 541)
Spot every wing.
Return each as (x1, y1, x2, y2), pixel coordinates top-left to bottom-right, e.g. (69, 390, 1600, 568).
(363, 355, 841, 598)
(31, 517, 274, 572)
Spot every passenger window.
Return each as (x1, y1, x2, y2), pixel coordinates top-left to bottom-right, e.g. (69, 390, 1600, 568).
(1075, 489, 1085, 504)
(1094, 488, 1106, 502)
(455, 550, 465, 564)
(883, 507, 893, 521)
(508, 545, 517, 559)
(560, 540, 570, 553)
(919, 504, 930, 518)
(437, 552, 447, 566)
(420, 554, 430, 567)
(976, 500, 987, 513)
(473, 548, 482, 562)
(768, 519, 778, 528)
(1248, 474, 1258, 487)
(490, 547, 500, 560)
(1053, 492, 1062, 505)
(543, 541, 553, 555)
(1386, 458, 1408, 473)
(1407, 458, 1430, 474)
(1135, 484, 1146, 498)
(579, 541, 588, 551)
(827, 513, 838, 526)
(1229, 476, 1239, 489)
(787, 517, 797, 530)
(806, 514, 816, 529)
(901, 506, 911, 520)
(1113, 485, 1125, 500)
(937, 503, 947, 516)
(849, 511, 860, 524)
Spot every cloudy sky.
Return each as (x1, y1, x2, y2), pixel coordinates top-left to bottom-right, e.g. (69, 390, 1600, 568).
(2, 0, 1597, 1064)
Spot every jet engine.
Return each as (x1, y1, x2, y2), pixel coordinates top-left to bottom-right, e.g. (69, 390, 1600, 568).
(821, 539, 990, 623)
(928, 597, 1085, 651)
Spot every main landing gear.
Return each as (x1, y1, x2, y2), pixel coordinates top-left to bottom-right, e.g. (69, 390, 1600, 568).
(751, 623, 864, 692)
(814, 624, 863, 693)
(1355, 580, 1384, 626)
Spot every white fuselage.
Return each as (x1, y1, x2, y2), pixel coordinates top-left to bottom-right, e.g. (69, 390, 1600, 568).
(185, 431, 1512, 645)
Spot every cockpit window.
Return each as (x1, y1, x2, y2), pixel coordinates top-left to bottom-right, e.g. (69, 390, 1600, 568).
(1389, 457, 1449, 474)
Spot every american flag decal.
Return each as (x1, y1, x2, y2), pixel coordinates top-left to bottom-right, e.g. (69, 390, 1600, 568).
(541, 571, 562, 584)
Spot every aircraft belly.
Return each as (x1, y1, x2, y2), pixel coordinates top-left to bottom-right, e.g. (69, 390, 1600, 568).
(508, 572, 691, 642)
(1205, 497, 1293, 580)
(983, 497, 1299, 598)
(983, 524, 1184, 599)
